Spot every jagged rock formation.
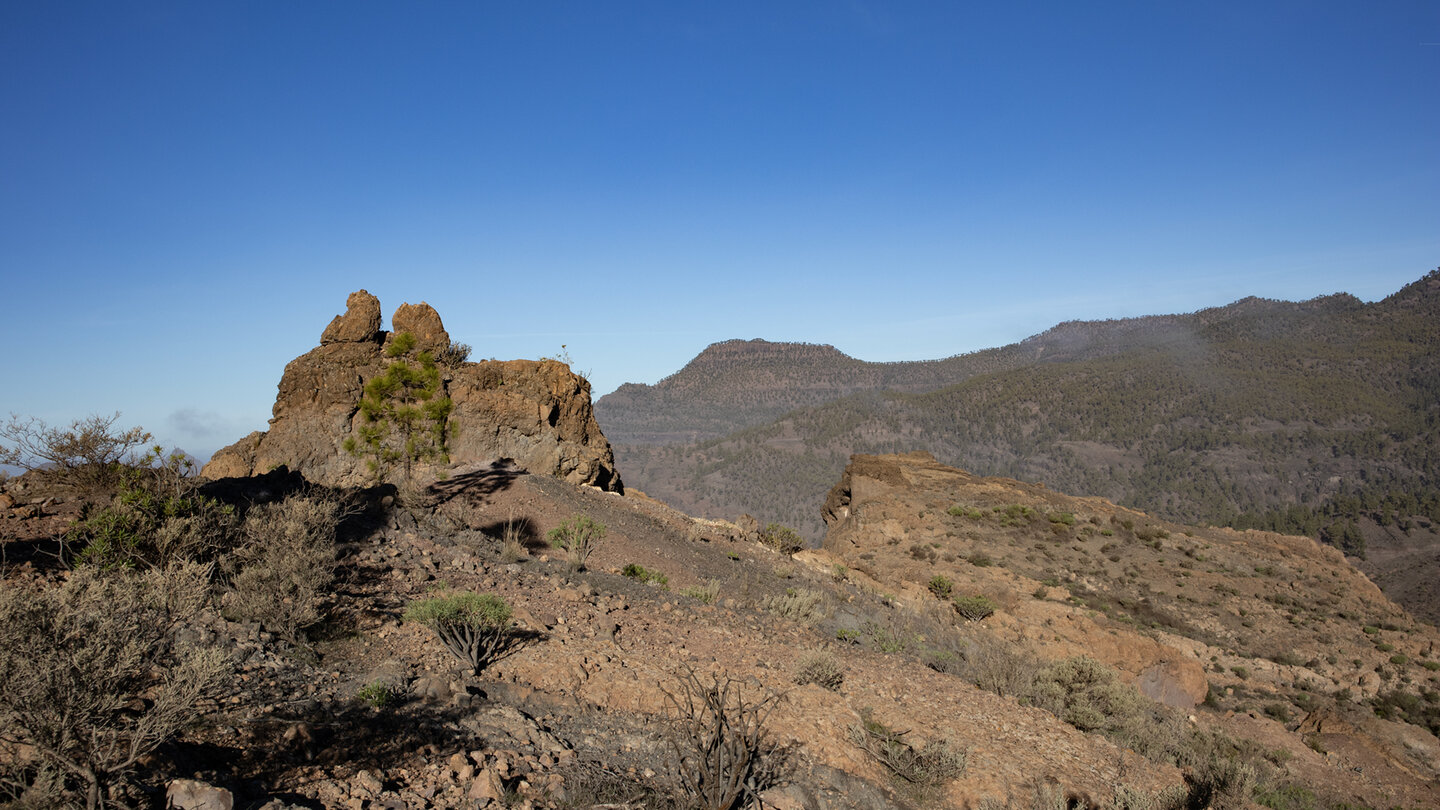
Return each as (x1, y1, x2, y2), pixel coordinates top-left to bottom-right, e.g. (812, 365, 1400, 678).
(203, 291, 622, 491)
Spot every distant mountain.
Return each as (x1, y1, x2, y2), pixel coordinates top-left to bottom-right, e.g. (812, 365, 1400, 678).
(596, 270, 1440, 620)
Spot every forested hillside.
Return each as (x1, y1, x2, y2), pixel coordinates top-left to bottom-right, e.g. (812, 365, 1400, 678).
(601, 271, 1440, 617)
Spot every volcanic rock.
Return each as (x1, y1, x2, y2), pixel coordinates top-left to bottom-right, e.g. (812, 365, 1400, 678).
(391, 301, 450, 353)
(203, 292, 622, 491)
(320, 289, 382, 345)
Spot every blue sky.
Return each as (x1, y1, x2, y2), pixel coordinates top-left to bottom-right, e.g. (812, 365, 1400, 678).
(2, 2, 1437, 462)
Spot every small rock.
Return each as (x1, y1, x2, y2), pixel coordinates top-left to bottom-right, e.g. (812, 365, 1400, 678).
(166, 779, 233, 810)
(468, 767, 504, 803)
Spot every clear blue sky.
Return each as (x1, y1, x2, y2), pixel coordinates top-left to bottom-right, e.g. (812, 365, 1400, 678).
(3, 2, 1436, 462)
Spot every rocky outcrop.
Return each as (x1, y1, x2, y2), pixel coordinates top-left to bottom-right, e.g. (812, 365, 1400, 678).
(320, 289, 382, 345)
(204, 292, 622, 491)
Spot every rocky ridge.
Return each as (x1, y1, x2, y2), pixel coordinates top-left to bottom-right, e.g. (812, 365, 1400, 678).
(203, 291, 621, 492)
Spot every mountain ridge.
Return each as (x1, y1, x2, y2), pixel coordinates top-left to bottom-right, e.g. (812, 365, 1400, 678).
(597, 270, 1440, 621)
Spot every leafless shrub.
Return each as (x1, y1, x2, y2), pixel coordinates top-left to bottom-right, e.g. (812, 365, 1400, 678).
(662, 667, 785, 810)
(221, 494, 338, 643)
(793, 650, 843, 691)
(0, 412, 151, 495)
(848, 709, 965, 796)
(0, 563, 229, 810)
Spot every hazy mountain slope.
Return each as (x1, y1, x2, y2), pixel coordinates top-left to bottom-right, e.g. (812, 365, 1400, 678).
(603, 272, 1440, 619)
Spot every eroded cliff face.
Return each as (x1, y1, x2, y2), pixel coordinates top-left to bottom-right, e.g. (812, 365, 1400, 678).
(203, 290, 622, 491)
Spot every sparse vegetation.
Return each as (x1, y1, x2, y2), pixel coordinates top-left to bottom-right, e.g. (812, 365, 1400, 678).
(221, 493, 339, 644)
(548, 514, 605, 571)
(848, 709, 965, 796)
(680, 579, 721, 603)
(0, 563, 229, 810)
(761, 587, 826, 625)
(793, 650, 843, 691)
(662, 667, 784, 810)
(0, 412, 151, 495)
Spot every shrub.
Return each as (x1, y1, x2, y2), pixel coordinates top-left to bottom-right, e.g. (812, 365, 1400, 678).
(434, 341, 472, 368)
(680, 579, 720, 604)
(65, 448, 237, 570)
(848, 710, 965, 794)
(759, 523, 804, 556)
(0, 412, 151, 495)
(793, 651, 843, 691)
(548, 515, 605, 571)
(1032, 656, 1146, 733)
(663, 667, 784, 810)
(762, 588, 826, 625)
(1047, 511, 1076, 526)
(953, 594, 997, 622)
(0, 563, 229, 810)
(221, 494, 338, 644)
(404, 592, 515, 676)
(927, 575, 953, 600)
(622, 562, 668, 586)
(356, 679, 398, 709)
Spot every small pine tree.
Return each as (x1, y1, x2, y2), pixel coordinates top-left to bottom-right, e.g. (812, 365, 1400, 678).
(344, 333, 454, 483)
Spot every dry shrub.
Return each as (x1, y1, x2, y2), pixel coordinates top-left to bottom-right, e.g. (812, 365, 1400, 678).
(848, 709, 965, 800)
(0, 563, 229, 810)
(662, 667, 785, 810)
(0, 412, 150, 496)
(221, 494, 338, 643)
(761, 587, 826, 625)
(793, 650, 844, 691)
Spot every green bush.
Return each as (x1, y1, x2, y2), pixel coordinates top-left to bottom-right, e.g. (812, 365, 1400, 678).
(622, 562, 668, 586)
(549, 515, 606, 571)
(404, 592, 515, 676)
(344, 333, 454, 483)
(927, 575, 953, 600)
(65, 448, 237, 570)
(759, 523, 804, 556)
(356, 679, 398, 709)
(952, 594, 997, 622)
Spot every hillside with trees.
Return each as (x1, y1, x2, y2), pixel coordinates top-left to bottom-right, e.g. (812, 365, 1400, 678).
(600, 271, 1440, 620)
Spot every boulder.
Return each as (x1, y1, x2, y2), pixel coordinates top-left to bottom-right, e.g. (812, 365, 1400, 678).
(203, 291, 622, 491)
(391, 301, 450, 353)
(320, 289, 382, 345)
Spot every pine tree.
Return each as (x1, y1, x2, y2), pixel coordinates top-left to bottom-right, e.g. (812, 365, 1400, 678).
(344, 332, 454, 483)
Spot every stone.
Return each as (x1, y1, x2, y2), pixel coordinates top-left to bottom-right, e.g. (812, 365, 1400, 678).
(467, 767, 504, 803)
(320, 289, 382, 344)
(391, 301, 450, 353)
(166, 779, 234, 810)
